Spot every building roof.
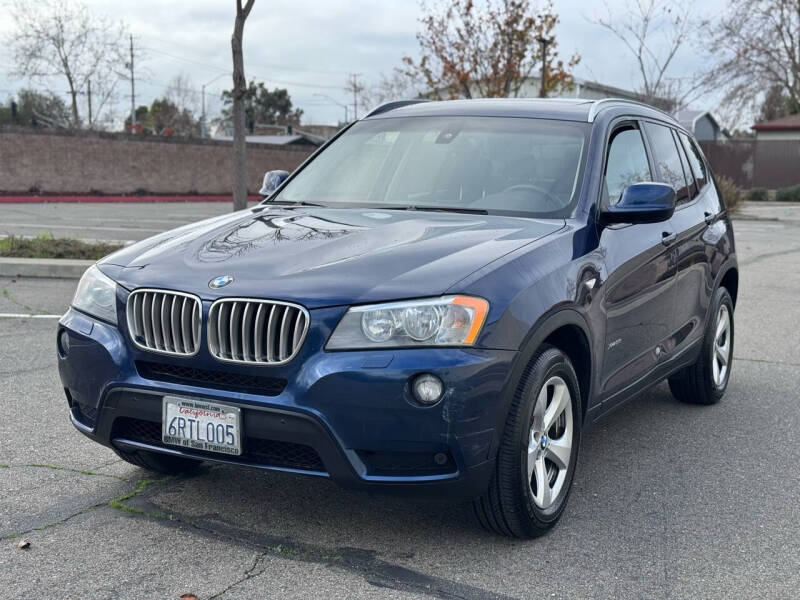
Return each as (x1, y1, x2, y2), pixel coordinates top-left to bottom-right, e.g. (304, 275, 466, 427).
(674, 109, 719, 132)
(214, 133, 322, 146)
(752, 114, 800, 131)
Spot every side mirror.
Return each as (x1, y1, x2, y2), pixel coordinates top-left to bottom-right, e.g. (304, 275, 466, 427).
(600, 182, 676, 225)
(259, 170, 289, 197)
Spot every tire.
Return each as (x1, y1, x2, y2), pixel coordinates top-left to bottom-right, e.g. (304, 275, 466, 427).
(115, 448, 202, 475)
(473, 345, 581, 538)
(668, 286, 734, 405)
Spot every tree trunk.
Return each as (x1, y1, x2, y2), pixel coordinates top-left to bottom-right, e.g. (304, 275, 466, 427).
(231, 0, 254, 212)
(69, 89, 80, 126)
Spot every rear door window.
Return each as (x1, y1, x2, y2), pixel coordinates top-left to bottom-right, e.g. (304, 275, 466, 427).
(644, 122, 690, 203)
(604, 126, 652, 205)
(673, 130, 697, 201)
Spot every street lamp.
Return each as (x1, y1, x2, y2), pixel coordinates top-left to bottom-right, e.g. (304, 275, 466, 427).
(313, 93, 349, 123)
(201, 73, 229, 138)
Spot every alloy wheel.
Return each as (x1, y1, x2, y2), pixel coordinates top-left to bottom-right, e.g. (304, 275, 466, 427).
(527, 376, 573, 510)
(712, 304, 731, 387)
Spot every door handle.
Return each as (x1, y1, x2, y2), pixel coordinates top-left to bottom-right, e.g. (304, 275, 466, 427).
(704, 211, 714, 225)
(661, 231, 677, 246)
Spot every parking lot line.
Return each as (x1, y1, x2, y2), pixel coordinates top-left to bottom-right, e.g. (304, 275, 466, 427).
(0, 313, 61, 319)
(2, 222, 165, 234)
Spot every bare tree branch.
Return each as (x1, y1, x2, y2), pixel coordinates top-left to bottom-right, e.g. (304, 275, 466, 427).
(588, 0, 706, 111)
(702, 0, 800, 127)
(401, 0, 579, 101)
(5, 0, 127, 128)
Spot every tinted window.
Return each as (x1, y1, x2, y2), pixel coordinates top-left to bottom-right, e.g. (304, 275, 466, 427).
(679, 132, 707, 189)
(604, 127, 651, 205)
(673, 130, 697, 201)
(644, 122, 689, 202)
(276, 116, 590, 217)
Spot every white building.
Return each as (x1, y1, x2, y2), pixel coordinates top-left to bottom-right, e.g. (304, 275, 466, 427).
(752, 114, 800, 141)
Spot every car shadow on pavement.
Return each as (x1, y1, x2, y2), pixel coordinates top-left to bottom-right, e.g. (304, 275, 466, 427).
(128, 381, 689, 548)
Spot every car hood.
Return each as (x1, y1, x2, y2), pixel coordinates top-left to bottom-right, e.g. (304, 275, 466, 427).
(101, 205, 563, 308)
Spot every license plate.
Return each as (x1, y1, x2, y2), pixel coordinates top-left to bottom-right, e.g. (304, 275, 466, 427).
(162, 396, 242, 456)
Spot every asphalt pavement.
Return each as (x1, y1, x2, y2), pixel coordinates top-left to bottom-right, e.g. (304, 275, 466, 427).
(0, 203, 799, 599)
(0, 201, 250, 243)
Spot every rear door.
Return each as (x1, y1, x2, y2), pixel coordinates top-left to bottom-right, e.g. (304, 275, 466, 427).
(599, 121, 678, 401)
(673, 130, 716, 354)
(643, 122, 713, 359)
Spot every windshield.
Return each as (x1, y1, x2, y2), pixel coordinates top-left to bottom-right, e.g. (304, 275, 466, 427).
(274, 116, 590, 217)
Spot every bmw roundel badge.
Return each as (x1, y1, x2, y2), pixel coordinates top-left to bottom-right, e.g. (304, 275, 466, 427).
(209, 275, 234, 289)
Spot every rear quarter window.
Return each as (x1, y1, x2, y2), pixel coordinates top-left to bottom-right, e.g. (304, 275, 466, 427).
(643, 122, 690, 203)
(678, 132, 708, 190)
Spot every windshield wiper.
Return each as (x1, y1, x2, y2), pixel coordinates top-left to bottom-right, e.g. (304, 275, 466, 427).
(265, 200, 327, 208)
(405, 205, 488, 215)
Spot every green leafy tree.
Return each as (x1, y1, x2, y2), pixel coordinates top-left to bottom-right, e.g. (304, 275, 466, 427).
(124, 98, 200, 137)
(221, 81, 304, 133)
(0, 89, 71, 127)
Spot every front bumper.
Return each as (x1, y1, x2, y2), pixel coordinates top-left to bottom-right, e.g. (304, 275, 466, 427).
(57, 307, 516, 499)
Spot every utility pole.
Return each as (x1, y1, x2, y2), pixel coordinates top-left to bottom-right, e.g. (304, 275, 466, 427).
(87, 79, 92, 128)
(537, 36, 553, 98)
(347, 73, 362, 120)
(127, 34, 136, 127)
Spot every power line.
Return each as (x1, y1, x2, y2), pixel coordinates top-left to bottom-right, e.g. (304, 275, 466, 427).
(139, 45, 345, 90)
(139, 35, 352, 76)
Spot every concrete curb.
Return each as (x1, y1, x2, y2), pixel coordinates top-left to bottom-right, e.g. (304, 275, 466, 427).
(0, 257, 93, 279)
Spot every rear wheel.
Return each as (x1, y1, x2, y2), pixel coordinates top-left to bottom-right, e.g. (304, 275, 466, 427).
(473, 345, 581, 538)
(115, 448, 202, 475)
(668, 286, 734, 405)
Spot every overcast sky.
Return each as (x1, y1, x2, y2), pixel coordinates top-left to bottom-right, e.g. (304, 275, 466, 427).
(0, 0, 729, 127)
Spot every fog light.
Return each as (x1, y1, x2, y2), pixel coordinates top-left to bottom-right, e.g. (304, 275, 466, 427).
(58, 329, 70, 357)
(411, 373, 444, 406)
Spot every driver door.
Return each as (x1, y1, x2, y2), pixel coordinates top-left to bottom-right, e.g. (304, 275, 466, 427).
(598, 121, 678, 404)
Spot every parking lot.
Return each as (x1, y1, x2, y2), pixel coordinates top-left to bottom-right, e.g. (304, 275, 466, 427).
(0, 201, 247, 243)
(1, 202, 799, 599)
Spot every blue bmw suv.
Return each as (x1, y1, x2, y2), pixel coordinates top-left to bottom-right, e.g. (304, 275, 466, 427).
(58, 98, 737, 538)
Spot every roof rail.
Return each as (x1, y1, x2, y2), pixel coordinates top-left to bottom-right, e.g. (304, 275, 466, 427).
(363, 99, 429, 118)
(587, 97, 676, 123)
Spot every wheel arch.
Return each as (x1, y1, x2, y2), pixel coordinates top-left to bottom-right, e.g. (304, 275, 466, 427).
(542, 323, 592, 423)
(491, 308, 596, 461)
(718, 265, 739, 308)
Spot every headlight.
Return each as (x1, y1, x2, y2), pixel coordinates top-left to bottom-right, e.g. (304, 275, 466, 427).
(327, 295, 488, 349)
(72, 264, 118, 325)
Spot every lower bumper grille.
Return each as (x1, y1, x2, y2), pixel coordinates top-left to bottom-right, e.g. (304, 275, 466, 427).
(112, 417, 325, 472)
(135, 361, 287, 396)
(357, 450, 456, 476)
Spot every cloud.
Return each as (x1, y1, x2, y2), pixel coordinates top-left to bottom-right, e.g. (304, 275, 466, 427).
(0, 0, 729, 126)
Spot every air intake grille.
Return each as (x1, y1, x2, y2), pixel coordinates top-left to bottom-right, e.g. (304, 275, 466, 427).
(208, 299, 309, 365)
(126, 289, 202, 356)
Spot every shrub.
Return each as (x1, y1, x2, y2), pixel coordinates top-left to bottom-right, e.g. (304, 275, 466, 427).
(747, 187, 768, 202)
(715, 176, 745, 212)
(0, 235, 122, 260)
(775, 185, 800, 203)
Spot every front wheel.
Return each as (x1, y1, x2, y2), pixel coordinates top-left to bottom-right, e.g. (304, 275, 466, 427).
(473, 345, 581, 538)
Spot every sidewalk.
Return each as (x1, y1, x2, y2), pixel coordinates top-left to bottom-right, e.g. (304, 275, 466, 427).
(0, 194, 260, 203)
